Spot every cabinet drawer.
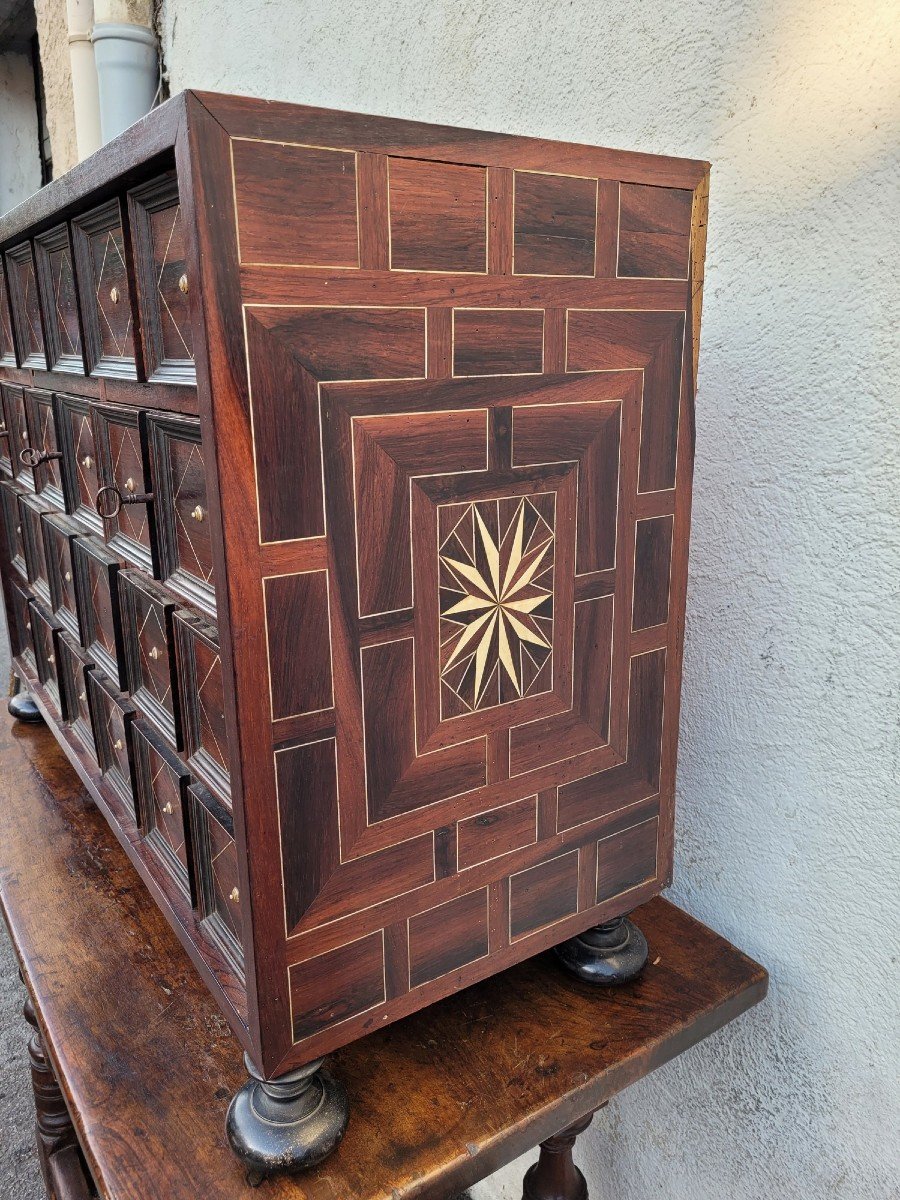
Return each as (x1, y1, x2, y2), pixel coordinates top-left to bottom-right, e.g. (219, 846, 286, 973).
(0, 479, 27, 578)
(71, 199, 138, 379)
(58, 631, 96, 757)
(1, 383, 33, 488)
(86, 668, 136, 813)
(0, 383, 17, 475)
(56, 393, 102, 534)
(42, 511, 81, 639)
(188, 782, 243, 971)
(132, 720, 194, 898)
(129, 174, 195, 384)
(173, 610, 229, 806)
(4, 242, 46, 369)
(34, 223, 84, 374)
(0, 261, 16, 365)
(119, 569, 181, 746)
(92, 401, 155, 572)
(30, 599, 62, 711)
(18, 492, 54, 605)
(9, 578, 36, 667)
(146, 412, 214, 613)
(23, 389, 65, 505)
(71, 534, 126, 688)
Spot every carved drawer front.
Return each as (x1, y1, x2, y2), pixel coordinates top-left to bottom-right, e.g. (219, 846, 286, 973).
(0, 383, 18, 475)
(71, 534, 126, 688)
(86, 668, 136, 813)
(146, 412, 214, 613)
(34, 223, 84, 373)
(29, 598, 62, 711)
(91, 401, 155, 572)
(188, 782, 243, 971)
(18, 492, 54, 605)
(129, 174, 195, 384)
(58, 631, 96, 757)
(56, 393, 102, 533)
(131, 720, 194, 899)
(0, 480, 27, 578)
(71, 199, 138, 378)
(42, 511, 82, 639)
(4, 242, 46, 369)
(118, 569, 181, 747)
(9, 578, 35, 667)
(173, 610, 229, 806)
(23, 389, 65, 505)
(0, 261, 16, 365)
(1, 383, 33, 488)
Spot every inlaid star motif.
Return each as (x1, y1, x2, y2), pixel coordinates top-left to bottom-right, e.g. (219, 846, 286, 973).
(439, 495, 555, 714)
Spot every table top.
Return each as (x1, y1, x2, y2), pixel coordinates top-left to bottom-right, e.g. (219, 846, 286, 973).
(0, 711, 767, 1200)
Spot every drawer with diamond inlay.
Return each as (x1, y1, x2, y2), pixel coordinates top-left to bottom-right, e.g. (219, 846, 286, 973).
(9, 578, 35, 668)
(56, 393, 102, 534)
(173, 609, 229, 807)
(29, 598, 62, 711)
(19, 492, 54, 605)
(42, 511, 82, 639)
(146, 412, 214, 615)
(0, 261, 16, 366)
(118, 569, 182, 747)
(188, 781, 243, 972)
(0, 479, 27, 578)
(22, 388, 64, 505)
(4, 242, 46, 369)
(131, 720, 194, 900)
(86, 668, 136, 814)
(34, 223, 84, 374)
(91, 401, 156, 573)
(58, 630, 96, 758)
(71, 534, 126, 688)
(72, 198, 138, 379)
(1, 383, 32, 488)
(129, 173, 195, 385)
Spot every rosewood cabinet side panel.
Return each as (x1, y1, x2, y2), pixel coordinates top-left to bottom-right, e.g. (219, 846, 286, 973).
(188, 92, 708, 1076)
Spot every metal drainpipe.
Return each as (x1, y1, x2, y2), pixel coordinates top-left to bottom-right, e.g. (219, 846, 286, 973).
(67, 0, 102, 160)
(91, 1, 159, 144)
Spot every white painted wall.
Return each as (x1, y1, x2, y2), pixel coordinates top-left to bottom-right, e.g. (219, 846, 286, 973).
(0, 51, 41, 215)
(158, 2, 900, 1195)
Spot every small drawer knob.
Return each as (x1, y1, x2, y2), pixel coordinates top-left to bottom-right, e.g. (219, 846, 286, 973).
(109, 286, 120, 304)
(78, 690, 85, 702)
(113, 738, 123, 751)
(229, 887, 240, 903)
(15, 525, 21, 535)
(64, 570, 72, 582)
(149, 646, 161, 660)
(163, 801, 174, 815)
(125, 477, 135, 493)
(178, 273, 189, 294)
(25, 621, 31, 631)
(191, 505, 204, 522)
(48, 654, 54, 664)
(82, 455, 93, 469)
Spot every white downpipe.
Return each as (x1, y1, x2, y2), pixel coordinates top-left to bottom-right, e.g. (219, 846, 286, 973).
(67, 0, 102, 161)
(91, 3, 158, 145)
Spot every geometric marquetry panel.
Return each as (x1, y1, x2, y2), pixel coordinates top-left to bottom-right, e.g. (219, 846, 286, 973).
(0, 91, 708, 1082)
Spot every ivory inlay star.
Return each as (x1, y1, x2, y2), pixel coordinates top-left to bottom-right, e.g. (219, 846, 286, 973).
(439, 494, 555, 714)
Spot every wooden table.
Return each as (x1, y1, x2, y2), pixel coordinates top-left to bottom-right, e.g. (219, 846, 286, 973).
(0, 711, 768, 1200)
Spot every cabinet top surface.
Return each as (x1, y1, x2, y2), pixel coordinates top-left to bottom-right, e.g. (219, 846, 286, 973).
(0, 713, 765, 1200)
(0, 89, 709, 248)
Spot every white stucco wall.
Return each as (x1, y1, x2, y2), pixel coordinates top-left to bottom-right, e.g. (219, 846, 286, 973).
(0, 51, 41, 214)
(158, 2, 900, 1196)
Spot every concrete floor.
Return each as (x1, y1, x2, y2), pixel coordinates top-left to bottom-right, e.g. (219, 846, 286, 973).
(0, 620, 46, 1199)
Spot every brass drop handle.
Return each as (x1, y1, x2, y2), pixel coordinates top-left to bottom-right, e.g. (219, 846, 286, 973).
(64, 571, 72, 582)
(162, 801, 174, 815)
(78, 690, 85, 702)
(149, 646, 161, 660)
(191, 505, 204, 522)
(229, 887, 240, 903)
(20, 446, 62, 468)
(82, 454, 93, 470)
(178, 274, 189, 294)
(109, 286, 120, 304)
(47, 653, 55, 664)
(94, 484, 154, 519)
(113, 738, 123, 751)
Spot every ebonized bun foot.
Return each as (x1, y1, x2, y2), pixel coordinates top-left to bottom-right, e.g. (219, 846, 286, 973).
(554, 915, 648, 985)
(8, 689, 43, 724)
(225, 1053, 349, 1184)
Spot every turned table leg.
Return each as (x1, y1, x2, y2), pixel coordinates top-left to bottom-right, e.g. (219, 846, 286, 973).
(522, 1112, 595, 1200)
(22, 995, 78, 1198)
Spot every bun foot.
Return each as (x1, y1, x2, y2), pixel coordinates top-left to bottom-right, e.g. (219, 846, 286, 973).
(225, 1053, 349, 1182)
(554, 915, 648, 986)
(8, 689, 43, 724)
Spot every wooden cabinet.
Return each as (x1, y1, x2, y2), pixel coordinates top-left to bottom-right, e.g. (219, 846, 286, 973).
(0, 90, 709, 1082)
